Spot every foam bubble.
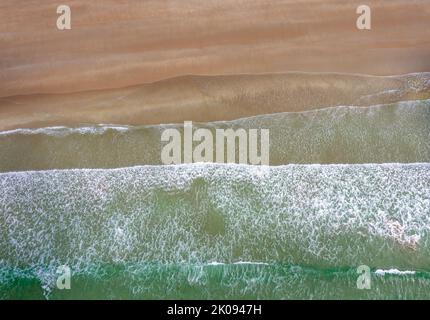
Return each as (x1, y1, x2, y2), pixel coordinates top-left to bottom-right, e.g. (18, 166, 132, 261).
(375, 269, 416, 276)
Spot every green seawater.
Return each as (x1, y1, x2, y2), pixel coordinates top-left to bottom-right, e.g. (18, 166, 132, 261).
(1, 163, 429, 299)
(2, 264, 430, 300)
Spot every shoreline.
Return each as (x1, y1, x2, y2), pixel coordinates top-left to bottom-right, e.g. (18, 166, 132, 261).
(0, 72, 429, 132)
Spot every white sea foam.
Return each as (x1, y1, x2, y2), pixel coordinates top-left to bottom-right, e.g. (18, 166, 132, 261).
(375, 269, 416, 276)
(0, 163, 429, 297)
(0, 125, 131, 136)
(1, 162, 429, 272)
(206, 261, 270, 266)
(233, 261, 270, 265)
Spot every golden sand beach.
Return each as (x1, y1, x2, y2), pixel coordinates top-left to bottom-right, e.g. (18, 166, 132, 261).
(0, 0, 429, 130)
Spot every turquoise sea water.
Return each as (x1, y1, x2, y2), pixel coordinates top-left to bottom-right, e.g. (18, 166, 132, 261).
(1, 163, 429, 299)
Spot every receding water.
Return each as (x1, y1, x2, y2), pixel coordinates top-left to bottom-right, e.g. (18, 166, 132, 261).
(0, 100, 429, 172)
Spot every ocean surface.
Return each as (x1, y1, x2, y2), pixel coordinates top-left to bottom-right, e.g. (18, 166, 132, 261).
(0, 99, 429, 299)
(1, 163, 429, 299)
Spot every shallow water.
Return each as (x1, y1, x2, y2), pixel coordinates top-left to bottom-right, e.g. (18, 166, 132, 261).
(0, 99, 429, 172)
(1, 163, 429, 299)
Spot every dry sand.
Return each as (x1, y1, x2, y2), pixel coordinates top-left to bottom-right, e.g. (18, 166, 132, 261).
(0, 0, 429, 130)
(1, 0, 429, 98)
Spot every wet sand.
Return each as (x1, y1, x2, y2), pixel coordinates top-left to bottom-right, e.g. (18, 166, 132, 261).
(0, 72, 429, 131)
